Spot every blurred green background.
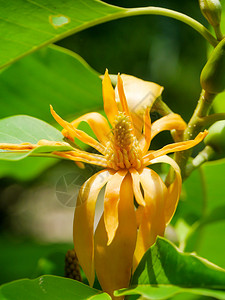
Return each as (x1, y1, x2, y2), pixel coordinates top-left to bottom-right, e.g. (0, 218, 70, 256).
(0, 1, 225, 299)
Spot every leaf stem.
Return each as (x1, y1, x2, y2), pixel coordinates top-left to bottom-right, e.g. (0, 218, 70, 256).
(152, 97, 173, 116)
(200, 112, 225, 127)
(185, 145, 215, 176)
(123, 7, 218, 47)
(214, 24, 224, 41)
(0, 6, 218, 70)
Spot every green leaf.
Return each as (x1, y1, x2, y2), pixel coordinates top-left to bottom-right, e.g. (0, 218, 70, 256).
(0, 275, 111, 300)
(0, 45, 102, 122)
(0, 158, 57, 181)
(115, 237, 225, 300)
(116, 285, 225, 300)
(0, 0, 123, 70)
(0, 115, 73, 161)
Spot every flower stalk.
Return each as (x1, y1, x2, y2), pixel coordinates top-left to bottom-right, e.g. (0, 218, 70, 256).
(174, 89, 215, 179)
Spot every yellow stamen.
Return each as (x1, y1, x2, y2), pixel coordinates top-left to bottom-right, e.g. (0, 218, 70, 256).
(105, 112, 142, 170)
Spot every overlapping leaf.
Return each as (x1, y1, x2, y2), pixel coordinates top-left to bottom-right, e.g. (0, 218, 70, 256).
(0, 45, 102, 121)
(0, 0, 123, 70)
(115, 237, 225, 300)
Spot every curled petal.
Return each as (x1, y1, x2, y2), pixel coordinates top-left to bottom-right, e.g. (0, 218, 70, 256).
(139, 107, 151, 155)
(73, 170, 113, 287)
(50, 105, 106, 155)
(143, 130, 208, 164)
(129, 168, 145, 206)
(94, 173, 137, 298)
(104, 169, 128, 245)
(62, 112, 112, 146)
(117, 74, 130, 117)
(151, 114, 187, 140)
(133, 167, 167, 271)
(102, 69, 118, 125)
(149, 155, 182, 224)
(115, 74, 163, 137)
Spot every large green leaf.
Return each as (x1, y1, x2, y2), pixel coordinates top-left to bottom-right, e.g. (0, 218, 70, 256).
(0, 115, 73, 161)
(0, 275, 111, 300)
(0, 45, 102, 122)
(115, 237, 225, 300)
(0, 158, 57, 181)
(0, 0, 123, 70)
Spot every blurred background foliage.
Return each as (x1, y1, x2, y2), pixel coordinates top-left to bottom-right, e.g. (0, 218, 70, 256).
(0, 0, 225, 298)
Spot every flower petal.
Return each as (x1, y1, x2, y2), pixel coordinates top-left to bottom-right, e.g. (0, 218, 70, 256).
(102, 69, 118, 125)
(104, 169, 128, 245)
(143, 130, 208, 164)
(50, 105, 106, 155)
(53, 150, 108, 168)
(94, 173, 137, 298)
(73, 170, 113, 287)
(133, 167, 167, 271)
(62, 112, 112, 146)
(129, 168, 145, 206)
(139, 107, 151, 155)
(151, 114, 187, 140)
(149, 155, 182, 224)
(117, 74, 130, 117)
(0, 143, 36, 150)
(115, 74, 163, 137)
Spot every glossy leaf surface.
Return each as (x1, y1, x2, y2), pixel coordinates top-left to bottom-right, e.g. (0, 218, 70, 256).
(115, 237, 225, 300)
(0, 275, 111, 300)
(0, 0, 123, 69)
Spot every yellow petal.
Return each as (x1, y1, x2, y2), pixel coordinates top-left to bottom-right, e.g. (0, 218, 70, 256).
(53, 150, 108, 168)
(73, 170, 113, 287)
(94, 173, 137, 298)
(104, 169, 128, 245)
(139, 107, 151, 155)
(133, 167, 167, 271)
(50, 105, 106, 155)
(149, 155, 182, 224)
(129, 168, 145, 206)
(63, 112, 112, 146)
(151, 114, 187, 140)
(117, 74, 130, 117)
(0, 143, 36, 150)
(102, 69, 118, 125)
(115, 74, 163, 137)
(143, 130, 208, 164)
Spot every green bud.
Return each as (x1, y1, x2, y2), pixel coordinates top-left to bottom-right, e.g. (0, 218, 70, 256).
(200, 38, 225, 94)
(204, 120, 225, 158)
(199, 0, 222, 27)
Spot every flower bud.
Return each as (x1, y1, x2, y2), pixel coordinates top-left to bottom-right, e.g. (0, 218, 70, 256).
(204, 120, 225, 158)
(200, 38, 225, 94)
(199, 0, 222, 27)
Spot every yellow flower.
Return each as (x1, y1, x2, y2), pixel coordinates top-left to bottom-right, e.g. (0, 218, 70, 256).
(0, 70, 207, 299)
(50, 70, 207, 297)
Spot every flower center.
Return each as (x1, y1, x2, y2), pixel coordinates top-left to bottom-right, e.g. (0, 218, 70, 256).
(105, 112, 142, 170)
